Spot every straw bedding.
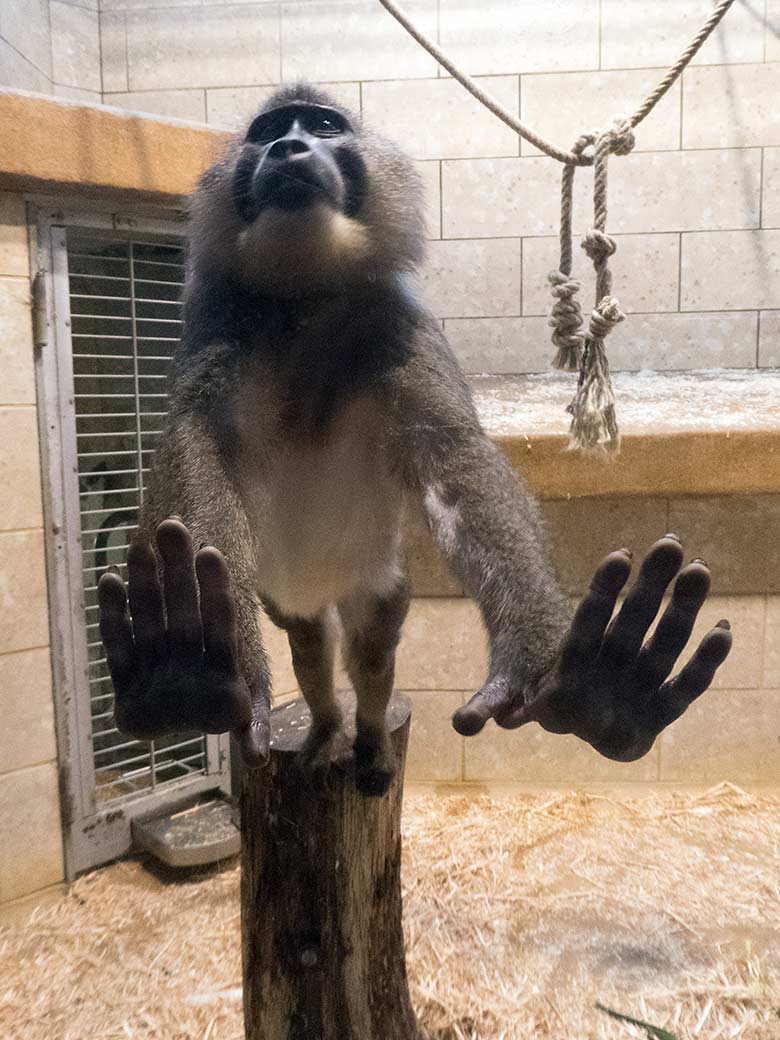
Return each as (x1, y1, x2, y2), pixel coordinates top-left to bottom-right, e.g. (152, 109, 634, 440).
(1, 783, 778, 1039)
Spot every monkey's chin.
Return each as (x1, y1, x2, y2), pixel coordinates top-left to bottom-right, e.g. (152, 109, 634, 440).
(236, 202, 372, 297)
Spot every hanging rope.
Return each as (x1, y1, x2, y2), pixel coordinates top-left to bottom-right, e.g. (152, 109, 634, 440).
(376, 0, 738, 453)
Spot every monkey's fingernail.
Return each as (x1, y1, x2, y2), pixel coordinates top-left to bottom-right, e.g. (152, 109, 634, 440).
(106, 564, 121, 575)
(664, 533, 681, 542)
(168, 514, 183, 522)
(716, 619, 731, 630)
(619, 547, 632, 558)
(691, 557, 708, 567)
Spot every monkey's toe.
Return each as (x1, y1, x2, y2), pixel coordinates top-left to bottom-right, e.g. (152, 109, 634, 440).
(353, 729, 394, 797)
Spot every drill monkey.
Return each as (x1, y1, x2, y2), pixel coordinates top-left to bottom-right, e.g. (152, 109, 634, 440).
(99, 85, 732, 795)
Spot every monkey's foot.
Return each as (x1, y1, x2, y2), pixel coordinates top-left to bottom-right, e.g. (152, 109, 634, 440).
(297, 714, 348, 787)
(353, 727, 394, 797)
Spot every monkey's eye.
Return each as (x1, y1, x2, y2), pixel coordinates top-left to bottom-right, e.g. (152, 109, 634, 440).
(309, 115, 342, 138)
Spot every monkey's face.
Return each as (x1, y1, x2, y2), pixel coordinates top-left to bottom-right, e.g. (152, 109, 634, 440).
(233, 102, 366, 222)
(189, 86, 426, 297)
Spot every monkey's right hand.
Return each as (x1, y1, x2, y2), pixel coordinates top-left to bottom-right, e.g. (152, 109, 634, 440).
(98, 519, 258, 755)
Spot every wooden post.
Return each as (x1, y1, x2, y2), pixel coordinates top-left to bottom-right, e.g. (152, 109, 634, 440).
(241, 691, 422, 1040)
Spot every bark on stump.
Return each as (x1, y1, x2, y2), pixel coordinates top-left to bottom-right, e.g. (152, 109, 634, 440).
(241, 690, 422, 1040)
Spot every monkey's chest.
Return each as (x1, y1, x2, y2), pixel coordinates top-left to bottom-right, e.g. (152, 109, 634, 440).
(239, 406, 404, 619)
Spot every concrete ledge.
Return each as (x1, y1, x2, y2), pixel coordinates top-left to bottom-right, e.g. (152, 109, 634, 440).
(476, 372, 780, 500)
(0, 89, 228, 201)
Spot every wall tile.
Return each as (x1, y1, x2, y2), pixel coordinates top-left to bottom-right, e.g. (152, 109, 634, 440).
(0, 409, 44, 530)
(99, 11, 127, 93)
(282, 0, 438, 82)
(362, 77, 519, 160)
(765, 597, 780, 688)
(101, 0, 202, 8)
(758, 311, 780, 368)
(50, 1, 100, 93)
(442, 156, 583, 239)
(0, 0, 52, 79)
(668, 497, 780, 596)
(443, 315, 552, 374)
(417, 160, 441, 240)
(404, 690, 464, 781)
(126, 5, 280, 91)
(206, 81, 361, 130)
(0, 763, 63, 902)
(683, 65, 780, 150)
(0, 531, 49, 654)
(768, 1, 780, 61)
(763, 148, 780, 230)
(0, 648, 55, 774)
(104, 89, 207, 123)
(601, 0, 763, 69)
(607, 150, 761, 234)
(681, 230, 780, 311)
(0, 278, 35, 405)
(403, 504, 462, 597)
(54, 85, 101, 103)
(660, 690, 780, 783)
(522, 233, 679, 316)
(0, 38, 51, 94)
(521, 69, 680, 158)
(439, 0, 599, 76)
(443, 150, 759, 240)
(0, 193, 29, 278)
(687, 595, 765, 690)
(464, 723, 658, 783)
(421, 239, 521, 318)
(396, 599, 488, 690)
(606, 311, 758, 371)
(542, 497, 669, 596)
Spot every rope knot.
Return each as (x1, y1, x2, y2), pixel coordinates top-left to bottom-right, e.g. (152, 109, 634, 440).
(588, 295, 625, 340)
(581, 229, 617, 266)
(607, 119, 636, 157)
(547, 270, 583, 371)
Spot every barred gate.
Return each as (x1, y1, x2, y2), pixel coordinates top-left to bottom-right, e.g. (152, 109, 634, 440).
(34, 205, 230, 877)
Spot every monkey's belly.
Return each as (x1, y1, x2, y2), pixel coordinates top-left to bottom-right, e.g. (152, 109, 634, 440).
(247, 443, 404, 620)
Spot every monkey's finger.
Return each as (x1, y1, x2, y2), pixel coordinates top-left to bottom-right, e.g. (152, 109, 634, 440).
(234, 700, 271, 768)
(637, 561, 711, 687)
(652, 622, 732, 732)
(98, 571, 134, 685)
(126, 531, 166, 656)
(156, 518, 203, 655)
(600, 536, 684, 668)
(452, 678, 512, 736)
(558, 550, 632, 674)
(196, 547, 240, 671)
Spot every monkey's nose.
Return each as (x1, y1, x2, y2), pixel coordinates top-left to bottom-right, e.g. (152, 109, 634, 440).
(267, 137, 310, 160)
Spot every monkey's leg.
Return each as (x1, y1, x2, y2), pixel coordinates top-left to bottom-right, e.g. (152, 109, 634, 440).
(339, 582, 410, 797)
(262, 601, 345, 778)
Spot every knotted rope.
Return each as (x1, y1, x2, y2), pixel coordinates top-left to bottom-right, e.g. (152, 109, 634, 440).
(377, 0, 738, 453)
(551, 120, 635, 454)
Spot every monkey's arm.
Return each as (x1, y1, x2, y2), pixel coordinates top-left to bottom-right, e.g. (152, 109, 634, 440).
(389, 322, 732, 760)
(99, 414, 271, 767)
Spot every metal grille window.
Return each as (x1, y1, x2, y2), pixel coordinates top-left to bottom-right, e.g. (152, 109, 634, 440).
(35, 208, 230, 877)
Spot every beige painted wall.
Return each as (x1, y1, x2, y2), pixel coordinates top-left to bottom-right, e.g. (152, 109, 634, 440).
(0, 192, 64, 907)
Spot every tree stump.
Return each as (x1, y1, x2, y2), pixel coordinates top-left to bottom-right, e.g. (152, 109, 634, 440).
(241, 690, 422, 1040)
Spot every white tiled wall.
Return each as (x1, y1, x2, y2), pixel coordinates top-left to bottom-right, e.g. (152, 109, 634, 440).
(2, 0, 778, 373)
(0, 0, 101, 102)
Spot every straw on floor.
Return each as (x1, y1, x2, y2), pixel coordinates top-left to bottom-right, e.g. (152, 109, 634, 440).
(1, 784, 778, 1040)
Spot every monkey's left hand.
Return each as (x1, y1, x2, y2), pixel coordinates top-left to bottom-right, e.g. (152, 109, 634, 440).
(452, 536, 733, 761)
